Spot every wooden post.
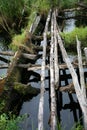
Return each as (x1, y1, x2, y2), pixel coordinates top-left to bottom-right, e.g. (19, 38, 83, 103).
(38, 10, 51, 130)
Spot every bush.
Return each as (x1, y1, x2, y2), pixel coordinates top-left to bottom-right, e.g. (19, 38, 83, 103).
(0, 113, 27, 130)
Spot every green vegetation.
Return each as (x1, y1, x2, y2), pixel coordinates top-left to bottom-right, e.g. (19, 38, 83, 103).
(61, 27, 87, 52)
(0, 113, 27, 130)
(60, 0, 78, 9)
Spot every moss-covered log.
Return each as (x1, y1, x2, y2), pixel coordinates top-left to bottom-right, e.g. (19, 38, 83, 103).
(0, 15, 41, 114)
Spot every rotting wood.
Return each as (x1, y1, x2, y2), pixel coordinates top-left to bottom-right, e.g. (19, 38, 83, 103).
(76, 36, 86, 97)
(57, 26, 87, 130)
(38, 9, 51, 130)
(50, 12, 57, 130)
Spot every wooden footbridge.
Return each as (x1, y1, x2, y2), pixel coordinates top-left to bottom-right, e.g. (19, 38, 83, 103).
(0, 9, 87, 130)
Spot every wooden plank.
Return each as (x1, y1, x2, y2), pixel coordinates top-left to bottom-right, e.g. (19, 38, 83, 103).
(50, 12, 57, 130)
(22, 53, 37, 60)
(54, 11, 59, 89)
(38, 10, 51, 130)
(57, 27, 87, 130)
(76, 36, 86, 97)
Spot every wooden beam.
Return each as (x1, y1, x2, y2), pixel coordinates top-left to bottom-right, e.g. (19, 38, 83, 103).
(54, 11, 59, 89)
(38, 10, 51, 130)
(50, 12, 57, 130)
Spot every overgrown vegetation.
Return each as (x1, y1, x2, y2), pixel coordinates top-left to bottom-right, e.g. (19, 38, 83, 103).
(61, 27, 87, 52)
(0, 113, 27, 130)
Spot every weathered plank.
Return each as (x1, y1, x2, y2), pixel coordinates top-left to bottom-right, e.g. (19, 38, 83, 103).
(38, 10, 51, 130)
(54, 11, 59, 89)
(50, 12, 57, 130)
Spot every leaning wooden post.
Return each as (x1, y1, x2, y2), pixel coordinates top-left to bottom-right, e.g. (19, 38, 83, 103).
(76, 36, 86, 98)
(50, 12, 57, 130)
(57, 26, 87, 130)
(38, 10, 51, 130)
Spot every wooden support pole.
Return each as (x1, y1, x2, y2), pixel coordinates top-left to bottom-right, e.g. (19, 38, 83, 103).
(38, 10, 51, 130)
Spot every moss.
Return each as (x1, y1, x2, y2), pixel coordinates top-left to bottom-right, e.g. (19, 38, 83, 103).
(14, 82, 40, 95)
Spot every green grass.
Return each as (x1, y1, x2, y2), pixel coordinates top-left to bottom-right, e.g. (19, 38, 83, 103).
(61, 27, 87, 52)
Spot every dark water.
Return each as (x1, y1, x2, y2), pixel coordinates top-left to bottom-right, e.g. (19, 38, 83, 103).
(0, 38, 9, 78)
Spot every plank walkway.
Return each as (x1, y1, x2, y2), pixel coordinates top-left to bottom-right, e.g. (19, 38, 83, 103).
(0, 9, 87, 130)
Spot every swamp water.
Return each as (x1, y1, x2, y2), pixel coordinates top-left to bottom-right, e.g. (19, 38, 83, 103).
(0, 11, 87, 130)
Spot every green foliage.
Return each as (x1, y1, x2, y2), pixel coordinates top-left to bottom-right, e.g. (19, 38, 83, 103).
(71, 122, 83, 130)
(0, 113, 27, 130)
(60, 0, 78, 9)
(61, 27, 87, 51)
